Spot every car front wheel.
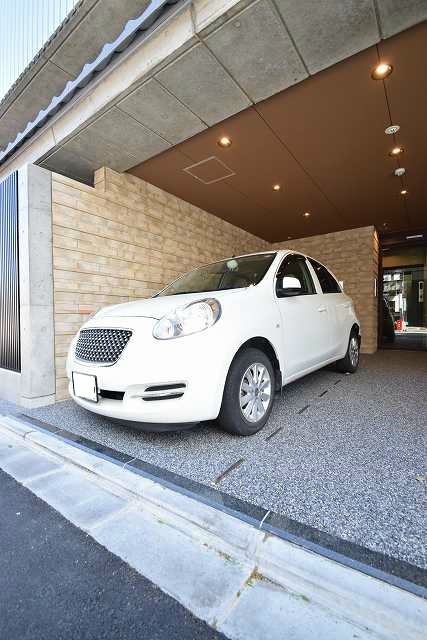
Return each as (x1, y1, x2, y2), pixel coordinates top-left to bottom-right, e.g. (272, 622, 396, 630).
(218, 347, 275, 436)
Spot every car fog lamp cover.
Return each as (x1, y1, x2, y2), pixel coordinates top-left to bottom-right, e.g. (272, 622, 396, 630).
(153, 298, 221, 339)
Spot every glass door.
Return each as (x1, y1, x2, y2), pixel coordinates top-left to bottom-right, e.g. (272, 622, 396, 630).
(380, 243, 427, 350)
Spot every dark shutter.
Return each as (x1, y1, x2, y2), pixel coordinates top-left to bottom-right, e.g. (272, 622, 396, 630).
(0, 171, 20, 372)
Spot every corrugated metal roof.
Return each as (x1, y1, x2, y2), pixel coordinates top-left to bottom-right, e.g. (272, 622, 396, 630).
(0, 0, 180, 166)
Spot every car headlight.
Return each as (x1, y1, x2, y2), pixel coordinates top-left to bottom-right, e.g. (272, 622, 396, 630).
(153, 298, 221, 340)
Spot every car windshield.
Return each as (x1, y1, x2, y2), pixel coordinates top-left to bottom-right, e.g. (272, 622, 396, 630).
(157, 253, 277, 297)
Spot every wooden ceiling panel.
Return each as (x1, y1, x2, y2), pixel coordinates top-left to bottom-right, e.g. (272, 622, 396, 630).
(379, 22, 427, 230)
(256, 45, 407, 231)
(128, 24, 427, 241)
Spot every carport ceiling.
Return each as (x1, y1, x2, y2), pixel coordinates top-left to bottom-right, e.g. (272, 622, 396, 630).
(129, 21, 427, 242)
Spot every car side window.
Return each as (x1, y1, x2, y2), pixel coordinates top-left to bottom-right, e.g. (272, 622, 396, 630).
(276, 255, 315, 297)
(308, 258, 341, 293)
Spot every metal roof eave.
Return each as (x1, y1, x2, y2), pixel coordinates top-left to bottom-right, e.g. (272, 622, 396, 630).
(0, 0, 180, 167)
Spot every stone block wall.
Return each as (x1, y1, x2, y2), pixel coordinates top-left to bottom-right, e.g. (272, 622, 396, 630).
(52, 168, 269, 400)
(272, 226, 379, 353)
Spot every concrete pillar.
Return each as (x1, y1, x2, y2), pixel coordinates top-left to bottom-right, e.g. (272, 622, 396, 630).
(18, 164, 55, 407)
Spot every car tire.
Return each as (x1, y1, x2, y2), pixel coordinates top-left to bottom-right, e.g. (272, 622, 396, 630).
(218, 347, 275, 436)
(335, 329, 360, 373)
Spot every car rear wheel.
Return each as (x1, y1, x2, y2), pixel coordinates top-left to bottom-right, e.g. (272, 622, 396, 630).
(218, 347, 275, 436)
(336, 329, 360, 373)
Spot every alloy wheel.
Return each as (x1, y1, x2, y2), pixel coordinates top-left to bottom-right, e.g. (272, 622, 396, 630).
(239, 363, 272, 423)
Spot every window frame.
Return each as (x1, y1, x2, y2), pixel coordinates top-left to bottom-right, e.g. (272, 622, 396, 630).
(275, 253, 316, 298)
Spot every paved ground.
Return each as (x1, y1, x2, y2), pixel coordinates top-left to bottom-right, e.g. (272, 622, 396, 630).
(1, 350, 426, 569)
(0, 468, 226, 640)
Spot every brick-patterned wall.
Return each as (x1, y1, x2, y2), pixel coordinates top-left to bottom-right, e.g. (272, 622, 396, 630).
(272, 226, 379, 354)
(52, 168, 269, 400)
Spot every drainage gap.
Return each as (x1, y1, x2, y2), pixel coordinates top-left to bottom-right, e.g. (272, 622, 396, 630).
(298, 405, 310, 414)
(265, 427, 282, 442)
(214, 458, 245, 485)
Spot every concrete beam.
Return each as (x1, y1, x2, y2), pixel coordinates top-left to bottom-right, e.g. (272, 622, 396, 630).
(272, 0, 379, 74)
(376, 0, 427, 37)
(156, 42, 251, 126)
(205, 0, 307, 102)
(118, 78, 206, 144)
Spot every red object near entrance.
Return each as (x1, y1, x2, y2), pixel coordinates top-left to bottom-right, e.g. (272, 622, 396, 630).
(395, 319, 403, 331)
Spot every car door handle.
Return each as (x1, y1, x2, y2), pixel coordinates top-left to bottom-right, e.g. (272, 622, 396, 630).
(317, 306, 327, 313)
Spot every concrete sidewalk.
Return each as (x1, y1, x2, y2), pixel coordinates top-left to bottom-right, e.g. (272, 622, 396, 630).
(1, 415, 426, 640)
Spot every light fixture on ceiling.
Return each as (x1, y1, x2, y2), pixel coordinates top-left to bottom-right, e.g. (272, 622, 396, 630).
(217, 136, 232, 148)
(371, 62, 393, 80)
(389, 146, 404, 156)
(385, 124, 400, 135)
(287, 236, 292, 240)
(303, 211, 311, 218)
(400, 189, 408, 195)
(406, 234, 423, 239)
(272, 184, 281, 191)
(394, 167, 405, 177)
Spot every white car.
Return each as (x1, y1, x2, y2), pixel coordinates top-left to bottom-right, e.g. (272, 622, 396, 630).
(67, 251, 360, 436)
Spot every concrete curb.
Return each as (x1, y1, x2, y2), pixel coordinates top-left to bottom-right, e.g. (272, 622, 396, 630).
(1, 414, 426, 640)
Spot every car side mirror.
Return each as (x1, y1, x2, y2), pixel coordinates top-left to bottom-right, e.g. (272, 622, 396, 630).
(277, 276, 302, 297)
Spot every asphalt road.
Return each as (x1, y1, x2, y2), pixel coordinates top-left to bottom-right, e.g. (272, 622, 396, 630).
(0, 469, 226, 640)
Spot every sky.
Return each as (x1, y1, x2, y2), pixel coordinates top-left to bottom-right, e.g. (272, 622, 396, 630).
(0, 0, 78, 101)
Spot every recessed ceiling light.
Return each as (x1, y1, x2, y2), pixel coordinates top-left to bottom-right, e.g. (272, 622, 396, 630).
(287, 236, 292, 240)
(400, 189, 408, 195)
(303, 212, 311, 218)
(371, 62, 393, 79)
(217, 136, 232, 148)
(389, 146, 404, 156)
(406, 234, 423, 239)
(385, 124, 400, 135)
(273, 184, 281, 191)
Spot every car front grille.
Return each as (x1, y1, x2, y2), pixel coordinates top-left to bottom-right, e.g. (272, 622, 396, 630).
(75, 328, 132, 365)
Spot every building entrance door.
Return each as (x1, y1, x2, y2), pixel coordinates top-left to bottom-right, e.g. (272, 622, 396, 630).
(380, 241, 427, 351)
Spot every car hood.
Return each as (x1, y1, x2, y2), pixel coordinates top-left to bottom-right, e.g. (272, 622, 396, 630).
(95, 288, 250, 320)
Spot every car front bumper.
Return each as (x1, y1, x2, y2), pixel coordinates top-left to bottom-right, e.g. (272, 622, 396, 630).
(66, 316, 229, 424)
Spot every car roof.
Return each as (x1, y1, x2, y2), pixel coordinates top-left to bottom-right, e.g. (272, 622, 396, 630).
(231, 249, 299, 259)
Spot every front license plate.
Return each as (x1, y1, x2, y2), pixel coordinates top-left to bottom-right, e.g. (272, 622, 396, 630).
(72, 372, 98, 402)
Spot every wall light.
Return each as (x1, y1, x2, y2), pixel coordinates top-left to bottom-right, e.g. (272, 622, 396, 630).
(371, 62, 393, 80)
(217, 136, 232, 148)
